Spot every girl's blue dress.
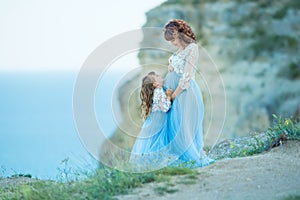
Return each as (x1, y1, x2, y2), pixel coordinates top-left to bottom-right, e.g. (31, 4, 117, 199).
(130, 87, 178, 172)
(164, 43, 215, 168)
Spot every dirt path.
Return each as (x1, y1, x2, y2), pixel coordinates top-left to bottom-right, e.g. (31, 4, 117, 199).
(116, 140, 300, 200)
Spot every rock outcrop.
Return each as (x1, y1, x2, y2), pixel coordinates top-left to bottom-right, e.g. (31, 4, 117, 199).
(105, 0, 300, 151)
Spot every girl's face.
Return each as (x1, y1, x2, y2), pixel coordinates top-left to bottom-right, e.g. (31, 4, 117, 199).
(152, 74, 164, 88)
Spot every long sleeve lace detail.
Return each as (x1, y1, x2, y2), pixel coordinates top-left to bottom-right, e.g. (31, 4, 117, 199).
(179, 72, 191, 90)
(169, 43, 198, 90)
(152, 88, 171, 112)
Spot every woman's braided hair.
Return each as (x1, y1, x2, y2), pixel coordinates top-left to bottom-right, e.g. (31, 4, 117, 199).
(163, 19, 196, 44)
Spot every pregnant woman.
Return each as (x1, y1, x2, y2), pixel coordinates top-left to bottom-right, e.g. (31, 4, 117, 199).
(163, 19, 215, 168)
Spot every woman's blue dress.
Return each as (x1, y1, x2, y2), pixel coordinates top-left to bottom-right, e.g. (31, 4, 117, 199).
(164, 43, 215, 168)
(130, 43, 214, 171)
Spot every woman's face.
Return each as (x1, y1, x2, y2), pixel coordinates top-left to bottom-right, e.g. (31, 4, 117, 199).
(168, 30, 182, 48)
(170, 37, 181, 48)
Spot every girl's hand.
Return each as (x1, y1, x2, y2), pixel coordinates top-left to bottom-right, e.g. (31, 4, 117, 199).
(166, 89, 173, 97)
(166, 89, 173, 100)
(168, 65, 174, 72)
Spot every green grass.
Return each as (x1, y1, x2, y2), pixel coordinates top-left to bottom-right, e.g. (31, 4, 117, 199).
(152, 169, 199, 196)
(273, 6, 288, 19)
(209, 115, 300, 160)
(251, 34, 298, 56)
(277, 62, 300, 80)
(152, 166, 199, 183)
(0, 166, 197, 200)
(154, 166, 198, 176)
(175, 179, 197, 185)
(281, 194, 300, 200)
(153, 186, 178, 195)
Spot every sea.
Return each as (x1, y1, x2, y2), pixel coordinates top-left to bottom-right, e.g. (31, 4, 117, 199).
(0, 70, 125, 180)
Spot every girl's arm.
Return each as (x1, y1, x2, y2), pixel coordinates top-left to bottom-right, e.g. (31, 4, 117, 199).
(155, 88, 171, 112)
(171, 44, 198, 100)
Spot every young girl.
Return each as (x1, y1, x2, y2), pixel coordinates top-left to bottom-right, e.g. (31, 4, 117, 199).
(130, 72, 177, 171)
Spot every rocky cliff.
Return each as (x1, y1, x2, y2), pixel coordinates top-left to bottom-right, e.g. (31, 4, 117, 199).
(105, 0, 300, 151)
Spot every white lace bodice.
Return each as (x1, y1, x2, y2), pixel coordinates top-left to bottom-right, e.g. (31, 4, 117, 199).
(152, 87, 171, 112)
(168, 43, 199, 89)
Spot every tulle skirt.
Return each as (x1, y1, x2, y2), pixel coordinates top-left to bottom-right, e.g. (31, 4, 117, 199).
(164, 71, 215, 168)
(129, 111, 178, 172)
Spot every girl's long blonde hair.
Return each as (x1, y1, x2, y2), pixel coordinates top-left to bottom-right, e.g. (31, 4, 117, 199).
(140, 72, 155, 119)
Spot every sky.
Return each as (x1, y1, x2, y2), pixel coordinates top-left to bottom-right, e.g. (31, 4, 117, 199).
(0, 0, 166, 71)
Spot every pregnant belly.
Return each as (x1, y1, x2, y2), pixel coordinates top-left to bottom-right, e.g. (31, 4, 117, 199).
(164, 71, 181, 91)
